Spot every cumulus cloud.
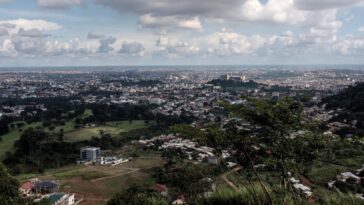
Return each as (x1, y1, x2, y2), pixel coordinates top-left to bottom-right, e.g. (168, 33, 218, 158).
(119, 42, 145, 56)
(98, 36, 116, 53)
(95, 0, 351, 30)
(18, 28, 51, 38)
(155, 36, 201, 57)
(0, 19, 61, 33)
(156, 36, 169, 47)
(87, 32, 105, 39)
(0, 35, 96, 58)
(0, 23, 16, 29)
(0, 28, 9, 36)
(139, 14, 202, 31)
(204, 29, 266, 56)
(38, 0, 83, 9)
(334, 37, 364, 55)
(0, 39, 17, 57)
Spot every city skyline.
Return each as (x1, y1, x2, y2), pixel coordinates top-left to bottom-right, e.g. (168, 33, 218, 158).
(1, 0, 364, 66)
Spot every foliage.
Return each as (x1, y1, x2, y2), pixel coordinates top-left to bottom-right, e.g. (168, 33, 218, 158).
(3, 128, 79, 174)
(108, 185, 168, 205)
(321, 82, 364, 136)
(197, 186, 364, 205)
(0, 164, 24, 205)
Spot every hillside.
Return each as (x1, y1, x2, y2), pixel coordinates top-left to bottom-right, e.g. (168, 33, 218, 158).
(322, 82, 364, 112)
(321, 82, 364, 136)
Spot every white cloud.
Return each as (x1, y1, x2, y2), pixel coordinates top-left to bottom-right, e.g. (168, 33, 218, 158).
(0, 28, 9, 36)
(358, 27, 364, 32)
(334, 37, 364, 55)
(0, 23, 16, 29)
(87, 32, 105, 39)
(204, 29, 267, 56)
(155, 36, 200, 57)
(156, 36, 169, 47)
(98, 36, 116, 53)
(0, 19, 61, 34)
(0, 39, 17, 57)
(95, 0, 351, 31)
(18, 28, 51, 38)
(119, 41, 145, 56)
(38, 0, 83, 9)
(139, 14, 202, 31)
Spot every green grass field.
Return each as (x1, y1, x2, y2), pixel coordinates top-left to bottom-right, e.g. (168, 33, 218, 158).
(63, 120, 148, 142)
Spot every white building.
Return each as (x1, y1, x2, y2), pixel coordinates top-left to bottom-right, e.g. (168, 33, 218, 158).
(80, 147, 100, 162)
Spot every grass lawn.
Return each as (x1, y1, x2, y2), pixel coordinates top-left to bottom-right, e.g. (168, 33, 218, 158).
(64, 120, 149, 142)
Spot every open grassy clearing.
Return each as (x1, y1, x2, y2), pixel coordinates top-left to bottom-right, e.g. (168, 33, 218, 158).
(63, 120, 149, 142)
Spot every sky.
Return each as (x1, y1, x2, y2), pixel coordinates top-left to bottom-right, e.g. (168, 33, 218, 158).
(1, 0, 364, 66)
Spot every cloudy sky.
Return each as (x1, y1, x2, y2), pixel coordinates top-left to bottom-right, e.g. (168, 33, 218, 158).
(1, 0, 364, 66)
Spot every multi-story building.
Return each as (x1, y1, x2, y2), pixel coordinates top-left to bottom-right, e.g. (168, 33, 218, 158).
(80, 147, 100, 162)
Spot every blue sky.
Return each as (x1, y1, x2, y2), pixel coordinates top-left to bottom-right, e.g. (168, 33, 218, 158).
(1, 0, 364, 66)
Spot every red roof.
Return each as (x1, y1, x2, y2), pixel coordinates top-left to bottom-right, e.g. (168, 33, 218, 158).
(152, 184, 167, 192)
(21, 182, 34, 190)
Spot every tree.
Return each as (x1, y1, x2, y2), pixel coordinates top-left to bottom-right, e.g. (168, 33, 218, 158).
(0, 164, 24, 205)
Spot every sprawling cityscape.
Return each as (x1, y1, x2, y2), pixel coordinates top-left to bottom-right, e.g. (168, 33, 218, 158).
(2, 0, 364, 205)
(0, 66, 364, 205)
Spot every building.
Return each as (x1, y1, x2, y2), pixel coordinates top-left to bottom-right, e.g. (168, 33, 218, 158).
(80, 146, 101, 162)
(207, 156, 221, 165)
(47, 193, 75, 205)
(33, 181, 59, 194)
(20, 181, 35, 197)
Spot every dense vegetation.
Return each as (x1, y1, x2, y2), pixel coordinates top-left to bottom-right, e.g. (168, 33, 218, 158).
(321, 82, 364, 136)
(322, 82, 364, 112)
(0, 164, 50, 205)
(104, 96, 364, 205)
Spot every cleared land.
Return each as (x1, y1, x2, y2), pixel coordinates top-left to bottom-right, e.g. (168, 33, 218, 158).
(63, 120, 148, 142)
(17, 153, 163, 205)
